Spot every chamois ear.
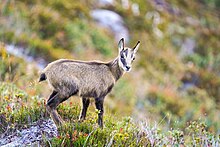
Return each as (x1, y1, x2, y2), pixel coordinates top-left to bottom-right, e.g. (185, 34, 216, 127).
(133, 41, 140, 53)
(118, 38, 124, 52)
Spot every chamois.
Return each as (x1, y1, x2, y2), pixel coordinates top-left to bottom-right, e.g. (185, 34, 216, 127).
(39, 38, 140, 128)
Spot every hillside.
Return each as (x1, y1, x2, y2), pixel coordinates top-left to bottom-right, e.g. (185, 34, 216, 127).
(0, 0, 220, 146)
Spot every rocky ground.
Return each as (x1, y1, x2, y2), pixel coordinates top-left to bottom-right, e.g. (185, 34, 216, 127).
(0, 119, 57, 147)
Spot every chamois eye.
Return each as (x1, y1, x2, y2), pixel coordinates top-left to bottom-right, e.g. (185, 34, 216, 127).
(133, 57, 135, 61)
(121, 55, 124, 59)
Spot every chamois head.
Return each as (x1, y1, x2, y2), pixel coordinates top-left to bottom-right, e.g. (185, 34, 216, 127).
(118, 38, 140, 72)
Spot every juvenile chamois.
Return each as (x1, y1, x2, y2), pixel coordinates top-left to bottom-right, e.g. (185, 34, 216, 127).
(39, 38, 140, 128)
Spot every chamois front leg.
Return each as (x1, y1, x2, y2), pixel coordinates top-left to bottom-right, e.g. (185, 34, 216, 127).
(46, 92, 67, 126)
(47, 90, 58, 103)
(95, 97, 104, 128)
(79, 97, 90, 121)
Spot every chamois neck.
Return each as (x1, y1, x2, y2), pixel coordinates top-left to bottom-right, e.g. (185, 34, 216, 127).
(108, 57, 124, 81)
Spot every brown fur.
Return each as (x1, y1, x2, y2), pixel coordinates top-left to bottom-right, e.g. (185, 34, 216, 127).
(39, 38, 140, 128)
(42, 58, 124, 98)
(40, 58, 124, 128)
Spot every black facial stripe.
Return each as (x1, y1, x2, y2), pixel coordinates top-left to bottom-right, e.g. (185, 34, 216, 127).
(124, 49, 128, 57)
(120, 51, 125, 58)
(121, 57, 127, 66)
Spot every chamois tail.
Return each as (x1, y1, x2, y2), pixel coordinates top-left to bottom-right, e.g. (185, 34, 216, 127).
(39, 73, 47, 82)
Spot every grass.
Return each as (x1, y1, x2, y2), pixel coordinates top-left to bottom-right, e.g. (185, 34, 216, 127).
(0, 82, 219, 146)
(0, 0, 114, 62)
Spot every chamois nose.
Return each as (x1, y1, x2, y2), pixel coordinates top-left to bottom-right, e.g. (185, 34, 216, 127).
(125, 66, 130, 70)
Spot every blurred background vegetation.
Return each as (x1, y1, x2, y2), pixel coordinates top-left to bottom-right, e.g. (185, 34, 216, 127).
(0, 0, 220, 144)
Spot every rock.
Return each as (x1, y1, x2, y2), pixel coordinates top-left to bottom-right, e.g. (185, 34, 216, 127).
(91, 9, 129, 42)
(152, 0, 180, 15)
(98, 0, 114, 7)
(131, 3, 140, 16)
(5, 44, 47, 69)
(0, 119, 58, 147)
(180, 38, 196, 56)
(121, 0, 129, 9)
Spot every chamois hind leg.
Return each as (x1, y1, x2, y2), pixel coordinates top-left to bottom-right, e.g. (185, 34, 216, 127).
(95, 97, 104, 128)
(46, 92, 68, 126)
(79, 97, 90, 121)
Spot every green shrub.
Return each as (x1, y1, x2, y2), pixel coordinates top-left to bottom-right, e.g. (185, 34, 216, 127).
(0, 83, 46, 133)
(64, 20, 113, 56)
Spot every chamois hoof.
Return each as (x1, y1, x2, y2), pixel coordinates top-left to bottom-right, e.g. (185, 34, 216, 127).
(78, 116, 86, 122)
(57, 119, 65, 126)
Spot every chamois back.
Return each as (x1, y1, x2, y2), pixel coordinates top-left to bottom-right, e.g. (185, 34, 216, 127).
(42, 59, 118, 98)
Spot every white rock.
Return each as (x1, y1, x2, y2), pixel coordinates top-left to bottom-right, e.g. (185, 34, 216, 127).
(0, 119, 58, 147)
(91, 9, 129, 42)
(131, 3, 140, 16)
(98, 0, 114, 6)
(180, 38, 196, 56)
(5, 44, 47, 69)
(121, 0, 130, 9)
